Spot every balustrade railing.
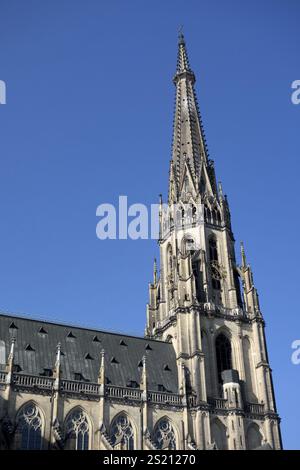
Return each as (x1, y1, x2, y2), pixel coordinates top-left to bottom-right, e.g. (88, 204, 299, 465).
(8, 372, 184, 406)
(148, 391, 182, 406)
(245, 402, 265, 415)
(208, 397, 228, 410)
(0, 371, 7, 384)
(5, 373, 266, 416)
(204, 303, 244, 318)
(106, 385, 142, 401)
(13, 373, 54, 390)
(60, 379, 100, 395)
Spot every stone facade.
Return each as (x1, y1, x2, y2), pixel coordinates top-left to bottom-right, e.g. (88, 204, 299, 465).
(0, 33, 281, 450)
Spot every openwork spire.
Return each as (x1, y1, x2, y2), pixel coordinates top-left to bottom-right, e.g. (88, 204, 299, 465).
(170, 31, 211, 201)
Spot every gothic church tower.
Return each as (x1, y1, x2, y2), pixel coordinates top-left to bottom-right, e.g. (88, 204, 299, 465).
(146, 32, 282, 450)
(0, 32, 282, 452)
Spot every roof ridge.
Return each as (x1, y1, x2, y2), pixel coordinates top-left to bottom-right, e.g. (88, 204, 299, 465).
(0, 309, 169, 344)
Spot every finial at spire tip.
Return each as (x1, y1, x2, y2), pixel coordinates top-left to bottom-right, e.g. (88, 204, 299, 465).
(153, 258, 157, 284)
(241, 241, 247, 268)
(178, 25, 185, 44)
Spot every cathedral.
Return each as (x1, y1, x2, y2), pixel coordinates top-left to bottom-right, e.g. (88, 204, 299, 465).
(0, 33, 282, 451)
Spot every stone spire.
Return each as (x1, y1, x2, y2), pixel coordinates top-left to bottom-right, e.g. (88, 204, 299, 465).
(170, 31, 210, 202)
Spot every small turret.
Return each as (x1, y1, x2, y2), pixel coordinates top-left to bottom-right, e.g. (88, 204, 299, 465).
(53, 343, 61, 390)
(98, 349, 105, 386)
(153, 258, 157, 285)
(5, 337, 15, 384)
(241, 241, 247, 269)
(239, 242, 261, 315)
(140, 355, 147, 393)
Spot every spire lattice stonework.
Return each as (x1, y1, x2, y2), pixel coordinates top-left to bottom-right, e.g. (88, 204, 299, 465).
(170, 32, 210, 202)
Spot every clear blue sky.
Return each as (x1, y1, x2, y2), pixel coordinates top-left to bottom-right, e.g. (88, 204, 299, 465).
(0, 0, 299, 449)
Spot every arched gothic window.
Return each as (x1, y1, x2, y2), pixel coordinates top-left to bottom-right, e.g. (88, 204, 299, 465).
(192, 205, 197, 224)
(15, 403, 43, 450)
(153, 418, 176, 450)
(209, 236, 218, 261)
(193, 258, 205, 302)
(202, 330, 213, 396)
(186, 205, 192, 225)
(216, 333, 232, 385)
(212, 210, 217, 225)
(205, 206, 212, 223)
(110, 414, 134, 450)
(246, 423, 263, 450)
(65, 408, 90, 450)
(167, 245, 173, 273)
(181, 208, 185, 227)
(209, 236, 221, 291)
(211, 418, 228, 450)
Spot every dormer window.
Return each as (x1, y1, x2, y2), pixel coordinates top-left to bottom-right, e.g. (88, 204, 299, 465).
(74, 373, 84, 381)
(38, 327, 48, 335)
(84, 353, 94, 360)
(66, 331, 76, 340)
(40, 368, 53, 377)
(126, 380, 139, 389)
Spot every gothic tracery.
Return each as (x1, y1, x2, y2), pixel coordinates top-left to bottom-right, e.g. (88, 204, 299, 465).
(110, 414, 134, 450)
(15, 403, 42, 450)
(65, 408, 90, 450)
(153, 418, 176, 450)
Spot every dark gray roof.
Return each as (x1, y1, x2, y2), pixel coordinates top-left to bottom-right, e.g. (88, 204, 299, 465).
(0, 313, 179, 393)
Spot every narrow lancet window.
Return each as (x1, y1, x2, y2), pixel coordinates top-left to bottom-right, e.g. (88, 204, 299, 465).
(216, 334, 232, 385)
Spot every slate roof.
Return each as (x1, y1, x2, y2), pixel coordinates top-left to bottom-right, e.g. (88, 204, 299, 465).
(0, 313, 179, 393)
